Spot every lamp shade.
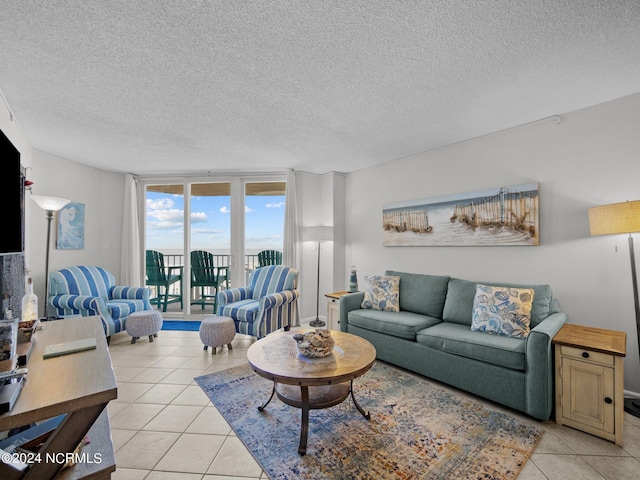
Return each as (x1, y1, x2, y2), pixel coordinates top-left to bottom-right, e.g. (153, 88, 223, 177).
(31, 195, 71, 212)
(588, 201, 640, 236)
(303, 225, 333, 242)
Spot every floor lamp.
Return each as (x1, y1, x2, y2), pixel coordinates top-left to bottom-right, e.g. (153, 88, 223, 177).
(588, 200, 640, 418)
(31, 195, 71, 318)
(303, 225, 333, 328)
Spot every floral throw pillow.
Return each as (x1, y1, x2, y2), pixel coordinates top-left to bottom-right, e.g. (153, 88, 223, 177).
(471, 284, 534, 338)
(361, 275, 400, 312)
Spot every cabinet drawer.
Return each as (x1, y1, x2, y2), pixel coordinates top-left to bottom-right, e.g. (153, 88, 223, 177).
(560, 345, 613, 366)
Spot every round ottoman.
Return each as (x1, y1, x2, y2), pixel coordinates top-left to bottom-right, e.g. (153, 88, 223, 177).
(126, 310, 163, 344)
(199, 316, 235, 354)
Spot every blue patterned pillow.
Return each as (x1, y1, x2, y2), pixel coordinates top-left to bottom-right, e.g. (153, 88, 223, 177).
(361, 276, 400, 312)
(471, 284, 534, 338)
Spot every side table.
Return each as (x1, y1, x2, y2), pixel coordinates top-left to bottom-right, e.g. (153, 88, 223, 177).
(325, 291, 352, 330)
(553, 324, 626, 446)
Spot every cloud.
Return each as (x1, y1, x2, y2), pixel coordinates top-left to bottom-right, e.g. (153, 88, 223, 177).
(192, 228, 225, 235)
(265, 202, 285, 208)
(147, 208, 183, 223)
(190, 212, 208, 223)
(219, 206, 253, 213)
(146, 198, 174, 210)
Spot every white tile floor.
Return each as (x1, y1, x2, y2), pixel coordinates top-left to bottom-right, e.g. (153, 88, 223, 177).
(107, 328, 640, 480)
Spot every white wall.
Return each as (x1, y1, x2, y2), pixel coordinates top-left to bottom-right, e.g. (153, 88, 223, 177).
(29, 151, 125, 310)
(344, 92, 640, 395)
(297, 171, 347, 323)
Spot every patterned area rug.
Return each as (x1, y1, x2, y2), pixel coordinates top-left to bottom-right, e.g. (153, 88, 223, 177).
(195, 361, 542, 479)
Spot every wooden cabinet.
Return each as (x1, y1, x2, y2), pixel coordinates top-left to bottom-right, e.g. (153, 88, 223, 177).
(0, 317, 117, 479)
(553, 324, 626, 446)
(325, 291, 351, 330)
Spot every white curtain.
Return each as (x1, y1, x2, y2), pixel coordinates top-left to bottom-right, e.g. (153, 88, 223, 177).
(121, 174, 143, 286)
(282, 169, 300, 270)
(282, 169, 300, 325)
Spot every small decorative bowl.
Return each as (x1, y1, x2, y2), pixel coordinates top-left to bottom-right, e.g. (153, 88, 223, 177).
(292, 329, 335, 358)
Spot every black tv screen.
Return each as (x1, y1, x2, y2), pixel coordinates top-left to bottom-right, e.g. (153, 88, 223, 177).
(0, 128, 23, 256)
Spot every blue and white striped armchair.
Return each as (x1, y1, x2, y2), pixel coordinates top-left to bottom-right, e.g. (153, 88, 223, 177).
(217, 265, 299, 339)
(48, 266, 152, 339)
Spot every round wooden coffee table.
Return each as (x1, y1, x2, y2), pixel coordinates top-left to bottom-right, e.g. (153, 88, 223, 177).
(247, 329, 376, 455)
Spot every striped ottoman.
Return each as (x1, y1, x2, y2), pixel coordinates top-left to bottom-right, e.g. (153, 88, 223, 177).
(199, 316, 235, 354)
(126, 310, 163, 344)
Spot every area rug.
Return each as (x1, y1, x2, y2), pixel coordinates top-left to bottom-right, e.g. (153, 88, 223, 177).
(161, 320, 201, 331)
(195, 361, 542, 480)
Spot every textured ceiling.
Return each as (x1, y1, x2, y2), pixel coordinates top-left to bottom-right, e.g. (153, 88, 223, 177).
(0, 1, 639, 175)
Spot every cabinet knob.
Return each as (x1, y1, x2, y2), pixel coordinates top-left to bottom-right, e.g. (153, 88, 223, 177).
(581, 351, 590, 358)
(604, 397, 613, 404)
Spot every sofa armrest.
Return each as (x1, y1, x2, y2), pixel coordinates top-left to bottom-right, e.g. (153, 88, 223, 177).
(339, 292, 365, 332)
(50, 294, 104, 315)
(525, 311, 568, 419)
(110, 286, 152, 310)
(110, 286, 151, 300)
(260, 290, 299, 310)
(216, 286, 253, 313)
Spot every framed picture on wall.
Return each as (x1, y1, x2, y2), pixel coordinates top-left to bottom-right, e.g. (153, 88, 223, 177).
(56, 202, 85, 250)
(383, 183, 539, 246)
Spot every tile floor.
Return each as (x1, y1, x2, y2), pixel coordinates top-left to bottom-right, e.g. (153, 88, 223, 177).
(107, 328, 640, 480)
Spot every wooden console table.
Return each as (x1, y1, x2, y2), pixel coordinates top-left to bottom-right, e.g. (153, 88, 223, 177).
(0, 316, 117, 479)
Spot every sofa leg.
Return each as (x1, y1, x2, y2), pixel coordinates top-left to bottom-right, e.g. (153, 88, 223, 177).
(148, 335, 154, 342)
(131, 337, 138, 344)
(106, 336, 111, 346)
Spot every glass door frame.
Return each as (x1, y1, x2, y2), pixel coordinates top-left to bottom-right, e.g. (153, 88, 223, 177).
(138, 173, 286, 317)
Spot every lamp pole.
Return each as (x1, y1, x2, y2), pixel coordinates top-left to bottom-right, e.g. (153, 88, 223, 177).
(31, 195, 70, 318)
(626, 233, 640, 416)
(309, 240, 324, 327)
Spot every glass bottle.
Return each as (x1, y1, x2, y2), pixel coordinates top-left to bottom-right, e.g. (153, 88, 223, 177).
(349, 266, 358, 293)
(21, 277, 38, 322)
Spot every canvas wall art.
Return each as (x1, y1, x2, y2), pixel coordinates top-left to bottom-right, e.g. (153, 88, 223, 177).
(383, 183, 539, 246)
(57, 202, 85, 250)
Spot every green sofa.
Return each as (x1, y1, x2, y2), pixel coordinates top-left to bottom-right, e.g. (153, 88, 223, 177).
(339, 270, 567, 420)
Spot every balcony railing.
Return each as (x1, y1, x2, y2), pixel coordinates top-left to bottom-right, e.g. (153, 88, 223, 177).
(148, 254, 261, 308)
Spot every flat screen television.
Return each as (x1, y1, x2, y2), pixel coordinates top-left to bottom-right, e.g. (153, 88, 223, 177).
(0, 128, 24, 256)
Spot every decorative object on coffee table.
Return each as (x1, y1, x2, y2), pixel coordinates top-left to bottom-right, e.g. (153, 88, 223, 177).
(199, 315, 235, 354)
(126, 310, 163, 344)
(588, 200, 640, 418)
(293, 329, 335, 357)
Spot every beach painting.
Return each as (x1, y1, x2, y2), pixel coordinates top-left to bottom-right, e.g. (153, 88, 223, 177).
(57, 202, 85, 250)
(383, 183, 539, 246)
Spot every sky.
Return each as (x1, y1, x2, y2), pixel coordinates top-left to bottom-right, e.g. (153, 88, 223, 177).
(145, 190, 285, 254)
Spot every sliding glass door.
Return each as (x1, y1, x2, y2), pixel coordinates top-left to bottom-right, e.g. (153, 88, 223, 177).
(143, 176, 285, 317)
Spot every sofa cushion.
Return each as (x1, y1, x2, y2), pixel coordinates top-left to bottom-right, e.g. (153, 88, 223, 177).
(361, 275, 400, 312)
(442, 278, 553, 327)
(385, 270, 450, 317)
(348, 309, 442, 341)
(416, 322, 526, 371)
(471, 284, 533, 338)
(219, 299, 258, 323)
(106, 299, 147, 321)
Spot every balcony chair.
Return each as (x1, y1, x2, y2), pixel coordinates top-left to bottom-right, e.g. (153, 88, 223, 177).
(190, 250, 229, 313)
(257, 249, 282, 267)
(48, 265, 152, 340)
(145, 250, 183, 312)
(217, 265, 299, 339)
